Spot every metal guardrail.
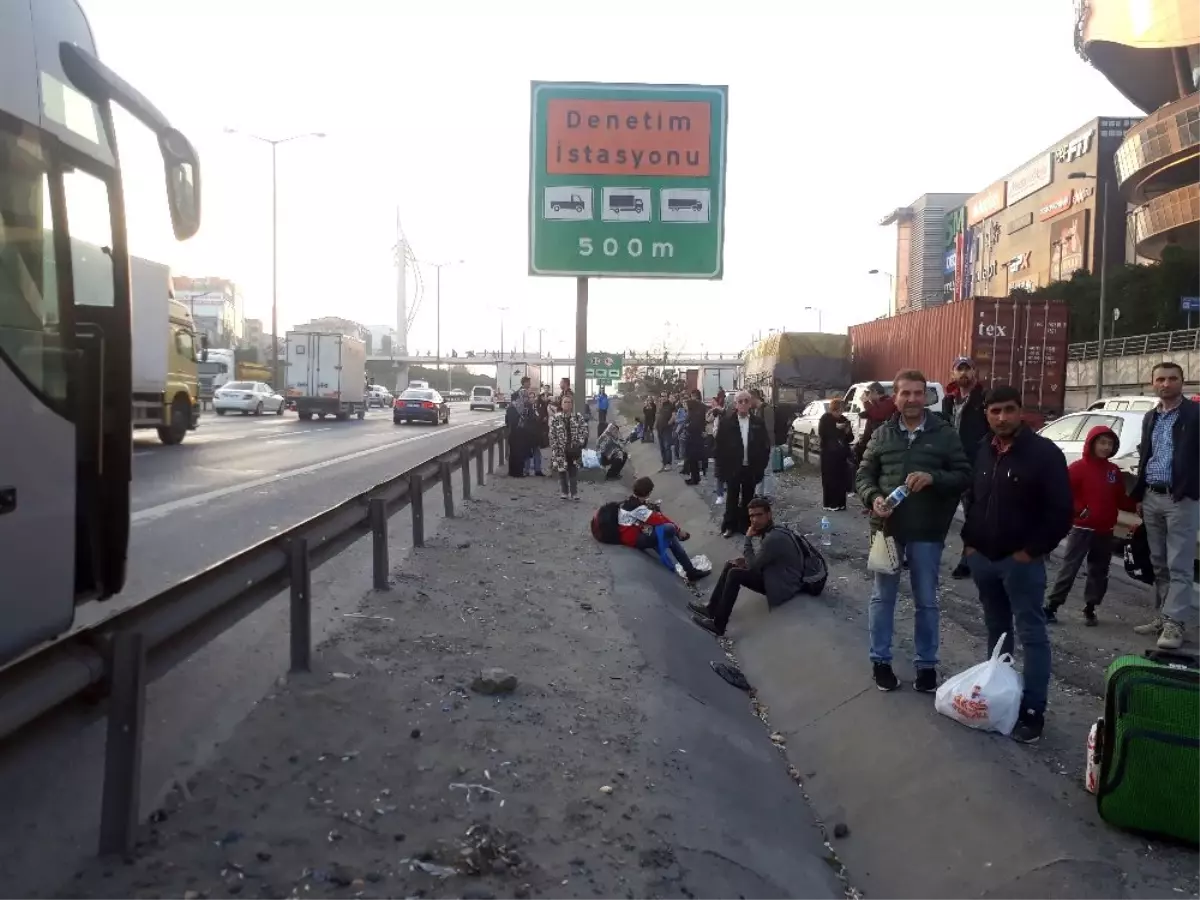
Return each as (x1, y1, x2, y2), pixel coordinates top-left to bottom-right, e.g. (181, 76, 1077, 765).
(0, 424, 508, 857)
(1067, 328, 1200, 362)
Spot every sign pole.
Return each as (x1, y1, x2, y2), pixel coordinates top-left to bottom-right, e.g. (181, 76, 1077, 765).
(575, 277, 588, 401)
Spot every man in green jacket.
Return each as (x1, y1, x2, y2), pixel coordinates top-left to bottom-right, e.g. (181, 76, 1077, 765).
(855, 369, 972, 693)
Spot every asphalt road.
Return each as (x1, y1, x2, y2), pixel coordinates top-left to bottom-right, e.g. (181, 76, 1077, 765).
(0, 402, 505, 897)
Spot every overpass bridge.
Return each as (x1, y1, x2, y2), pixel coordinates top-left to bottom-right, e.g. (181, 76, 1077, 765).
(366, 351, 743, 367)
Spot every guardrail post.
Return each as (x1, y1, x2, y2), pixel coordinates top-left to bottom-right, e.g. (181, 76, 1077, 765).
(475, 445, 485, 486)
(98, 631, 147, 856)
(369, 498, 389, 590)
(461, 450, 472, 500)
(440, 461, 455, 518)
(409, 473, 425, 548)
(487, 442, 495, 475)
(802, 432, 811, 465)
(289, 537, 312, 672)
(498, 431, 507, 466)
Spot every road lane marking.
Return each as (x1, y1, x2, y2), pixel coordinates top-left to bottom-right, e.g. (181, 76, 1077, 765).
(131, 418, 503, 525)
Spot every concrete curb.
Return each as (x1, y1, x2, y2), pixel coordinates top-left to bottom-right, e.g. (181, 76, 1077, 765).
(618, 436, 1195, 899)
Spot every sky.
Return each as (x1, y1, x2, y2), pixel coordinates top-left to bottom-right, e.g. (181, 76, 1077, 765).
(80, 0, 1141, 359)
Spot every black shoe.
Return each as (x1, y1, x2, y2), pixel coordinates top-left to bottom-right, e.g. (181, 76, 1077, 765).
(873, 663, 899, 692)
(686, 568, 711, 583)
(1012, 709, 1045, 744)
(913, 668, 938, 693)
(687, 600, 711, 617)
(1043, 605, 1058, 623)
(951, 561, 970, 579)
(1084, 606, 1098, 627)
(684, 479, 701, 486)
(691, 613, 725, 637)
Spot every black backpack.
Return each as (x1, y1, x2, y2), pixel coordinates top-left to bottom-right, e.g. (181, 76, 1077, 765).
(1123, 524, 1155, 585)
(591, 501, 622, 544)
(781, 527, 828, 596)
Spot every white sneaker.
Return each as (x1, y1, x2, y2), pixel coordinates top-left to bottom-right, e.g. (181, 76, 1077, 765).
(1157, 620, 1185, 650)
(1133, 616, 1164, 636)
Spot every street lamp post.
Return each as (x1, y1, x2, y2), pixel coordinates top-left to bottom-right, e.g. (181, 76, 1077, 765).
(1068, 171, 1108, 400)
(867, 269, 895, 316)
(423, 259, 464, 392)
(497, 306, 510, 365)
(224, 128, 326, 390)
(803, 306, 823, 332)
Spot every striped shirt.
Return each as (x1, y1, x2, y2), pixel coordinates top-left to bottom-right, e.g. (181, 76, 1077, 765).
(1144, 404, 1180, 486)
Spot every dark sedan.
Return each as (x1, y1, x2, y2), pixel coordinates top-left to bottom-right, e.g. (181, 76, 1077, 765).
(393, 389, 450, 425)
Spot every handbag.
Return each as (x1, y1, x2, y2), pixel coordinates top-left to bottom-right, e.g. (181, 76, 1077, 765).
(867, 530, 901, 574)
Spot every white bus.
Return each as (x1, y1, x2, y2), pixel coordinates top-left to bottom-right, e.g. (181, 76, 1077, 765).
(0, 0, 201, 663)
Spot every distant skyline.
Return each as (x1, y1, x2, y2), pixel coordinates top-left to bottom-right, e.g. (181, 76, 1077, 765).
(83, 0, 1139, 356)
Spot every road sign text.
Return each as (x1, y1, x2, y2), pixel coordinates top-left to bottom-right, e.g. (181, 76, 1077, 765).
(547, 100, 711, 176)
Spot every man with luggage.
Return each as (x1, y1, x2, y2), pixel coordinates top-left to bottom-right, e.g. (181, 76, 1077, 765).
(690, 497, 807, 636)
(962, 385, 1073, 743)
(856, 369, 973, 694)
(1129, 362, 1199, 650)
(941, 357, 991, 578)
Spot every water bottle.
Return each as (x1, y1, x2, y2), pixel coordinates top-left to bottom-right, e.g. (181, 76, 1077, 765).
(819, 516, 832, 547)
(885, 485, 910, 510)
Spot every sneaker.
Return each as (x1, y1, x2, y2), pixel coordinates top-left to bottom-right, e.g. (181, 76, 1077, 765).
(913, 668, 938, 693)
(721, 529, 735, 539)
(691, 613, 724, 637)
(687, 600, 711, 617)
(1157, 619, 1185, 650)
(951, 561, 970, 580)
(1011, 709, 1045, 744)
(1133, 616, 1164, 636)
(560, 493, 570, 501)
(1084, 606, 1098, 627)
(872, 662, 899, 692)
(1043, 605, 1058, 623)
(571, 495, 580, 502)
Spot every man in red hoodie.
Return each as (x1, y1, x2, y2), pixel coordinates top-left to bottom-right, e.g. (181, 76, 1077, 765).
(1044, 425, 1136, 626)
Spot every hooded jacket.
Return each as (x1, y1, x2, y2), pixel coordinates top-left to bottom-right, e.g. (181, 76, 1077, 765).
(1068, 425, 1136, 533)
(940, 382, 990, 461)
(854, 395, 897, 463)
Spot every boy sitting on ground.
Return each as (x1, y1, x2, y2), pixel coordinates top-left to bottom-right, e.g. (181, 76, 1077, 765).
(615, 477, 708, 582)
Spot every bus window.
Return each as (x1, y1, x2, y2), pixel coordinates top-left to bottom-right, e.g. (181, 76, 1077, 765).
(62, 167, 114, 308)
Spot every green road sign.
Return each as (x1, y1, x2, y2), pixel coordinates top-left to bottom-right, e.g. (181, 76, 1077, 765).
(596, 378, 613, 387)
(584, 352, 623, 380)
(528, 81, 728, 280)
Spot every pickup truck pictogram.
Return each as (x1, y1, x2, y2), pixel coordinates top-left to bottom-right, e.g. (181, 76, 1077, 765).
(550, 194, 586, 213)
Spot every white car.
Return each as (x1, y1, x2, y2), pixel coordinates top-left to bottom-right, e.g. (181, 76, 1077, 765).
(213, 381, 286, 416)
(367, 387, 393, 408)
(1037, 409, 1146, 480)
(788, 399, 831, 450)
(469, 386, 496, 411)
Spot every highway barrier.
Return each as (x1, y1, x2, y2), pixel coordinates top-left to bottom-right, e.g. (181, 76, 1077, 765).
(0, 425, 508, 857)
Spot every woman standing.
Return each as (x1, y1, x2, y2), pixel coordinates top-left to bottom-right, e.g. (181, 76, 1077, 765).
(550, 393, 588, 500)
(641, 396, 657, 443)
(818, 398, 854, 511)
(527, 392, 550, 476)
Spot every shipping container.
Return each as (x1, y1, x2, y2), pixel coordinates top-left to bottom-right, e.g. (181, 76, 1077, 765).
(685, 368, 699, 393)
(699, 366, 737, 399)
(848, 297, 1070, 420)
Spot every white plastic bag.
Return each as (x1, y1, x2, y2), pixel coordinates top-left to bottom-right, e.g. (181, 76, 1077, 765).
(867, 531, 900, 574)
(934, 634, 1024, 736)
(758, 472, 778, 499)
(674, 554, 713, 580)
(580, 448, 601, 469)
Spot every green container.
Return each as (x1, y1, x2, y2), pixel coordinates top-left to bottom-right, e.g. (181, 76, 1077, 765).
(1097, 653, 1199, 846)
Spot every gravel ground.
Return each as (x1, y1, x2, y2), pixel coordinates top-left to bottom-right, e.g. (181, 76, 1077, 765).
(59, 468, 838, 900)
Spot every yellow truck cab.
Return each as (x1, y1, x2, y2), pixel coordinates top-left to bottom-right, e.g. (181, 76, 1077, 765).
(130, 258, 201, 444)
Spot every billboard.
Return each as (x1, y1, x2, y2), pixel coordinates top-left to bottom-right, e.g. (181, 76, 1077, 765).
(1049, 211, 1090, 282)
(967, 182, 1007, 226)
(1007, 154, 1054, 204)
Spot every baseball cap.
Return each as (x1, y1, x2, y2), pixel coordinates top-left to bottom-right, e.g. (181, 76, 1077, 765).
(953, 356, 974, 369)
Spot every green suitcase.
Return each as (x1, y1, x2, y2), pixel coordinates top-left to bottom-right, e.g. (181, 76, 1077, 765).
(1096, 650, 1199, 845)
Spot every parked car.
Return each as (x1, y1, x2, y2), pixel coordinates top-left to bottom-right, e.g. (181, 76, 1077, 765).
(470, 385, 496, 411)
(788, 399, 831, 450)
(213, 381, 286, 416)
(1086, 395, 1158, 413)
(393, 389, 450, 425)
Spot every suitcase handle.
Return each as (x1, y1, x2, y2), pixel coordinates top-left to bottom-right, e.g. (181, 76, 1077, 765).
(1144, 648, 1200, 668)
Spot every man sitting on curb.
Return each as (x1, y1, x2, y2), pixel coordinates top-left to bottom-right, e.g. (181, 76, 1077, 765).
(616, 477, 709, 582)
(690, 497, 810, 636)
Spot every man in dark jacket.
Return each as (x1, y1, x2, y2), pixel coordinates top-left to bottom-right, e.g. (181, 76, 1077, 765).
(855, 369, 972, 694)
(690, 497, 804, 636)
(962, 385, 1073, 744)
(941, 357, 991, 578)
(654, 391, 676, 470)
(1128, 362, 1198, 649)
(683, 390, 708, 485)
(641, 396, 657, 443)
(716, 391, 771, 536)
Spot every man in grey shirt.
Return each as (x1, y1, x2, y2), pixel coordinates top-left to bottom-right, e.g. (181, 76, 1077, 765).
(690, 497, 813, 636)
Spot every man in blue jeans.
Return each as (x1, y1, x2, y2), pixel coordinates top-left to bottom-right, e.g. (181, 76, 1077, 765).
(962, 385, 1073, 744)
(855, 370, 972, 693)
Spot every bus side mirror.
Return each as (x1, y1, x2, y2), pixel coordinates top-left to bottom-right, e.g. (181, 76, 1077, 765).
(160, 128, 201, 241)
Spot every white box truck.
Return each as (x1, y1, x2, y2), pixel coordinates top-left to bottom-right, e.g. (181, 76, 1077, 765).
(495, 361, 542, 406)
(285, 331, 367, 420)
(131, 256, 201, 443)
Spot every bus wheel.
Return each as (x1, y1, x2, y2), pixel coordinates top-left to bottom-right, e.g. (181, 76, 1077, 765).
(157, 396, 189, 445)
